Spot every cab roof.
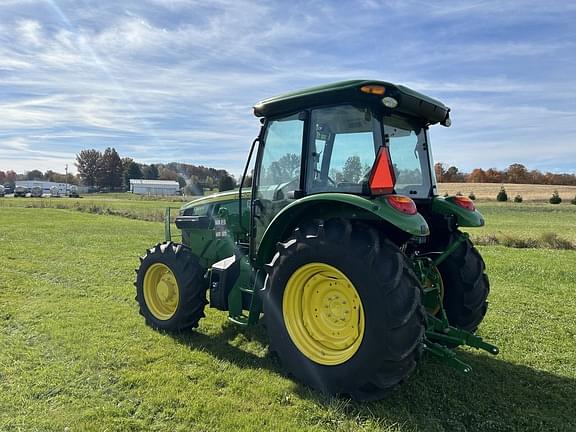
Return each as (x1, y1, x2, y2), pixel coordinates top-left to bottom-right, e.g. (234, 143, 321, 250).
(253, 79, 450, 125)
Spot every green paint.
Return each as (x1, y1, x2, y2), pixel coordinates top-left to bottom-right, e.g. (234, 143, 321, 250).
(256, 193, 430, 266)
(431, 196, 485, 227)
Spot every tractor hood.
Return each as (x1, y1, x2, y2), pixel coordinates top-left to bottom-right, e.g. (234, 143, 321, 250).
(180, 189, 250, 214)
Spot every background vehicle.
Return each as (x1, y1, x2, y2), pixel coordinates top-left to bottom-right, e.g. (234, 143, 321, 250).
(30, 186, 43, 197)
(135, 80, 497, 400)
(68, 185, 80, 198)
(50, 186, 60, 197)
(0, 185, 4, 197)
(14, 186, 28, 197)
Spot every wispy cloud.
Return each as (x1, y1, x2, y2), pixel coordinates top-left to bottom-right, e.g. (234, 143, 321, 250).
(0, 0, 574, 175)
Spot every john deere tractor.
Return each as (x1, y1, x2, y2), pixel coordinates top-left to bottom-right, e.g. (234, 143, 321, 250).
(135, 80, 497, 400)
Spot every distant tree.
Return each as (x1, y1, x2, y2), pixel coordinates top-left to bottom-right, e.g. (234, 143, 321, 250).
(506, 163, 529, 183)
(266, 153, 301, 184)
(76, 149, 102, 187)
(158, 166, 178, 181)
(485, 168, 504, 183)
(218, 175, 235, 191)
(242, 175, 253, 188)
(468, 168, 487, 183)
(143, 164, 159, 180)
(444, 166, 465, 182)
(5, 170, 17, 187)
(434, 163, 446, 182)
(97, 147, 123, 189)
(123, 161, 142, 189)
(176, 176, 187, 189)
(26, 169, 43, 180)
(342, 155, 363, 183)
(0, 171, 6, 185)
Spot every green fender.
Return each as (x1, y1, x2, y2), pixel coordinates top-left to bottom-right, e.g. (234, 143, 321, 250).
(431, 196, 485, 227)
(255, 193, 429, 266)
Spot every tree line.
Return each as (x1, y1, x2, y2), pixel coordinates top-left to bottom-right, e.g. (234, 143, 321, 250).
(435, 163, 576, 185)
(0, 147, 237, 193)
(74, 148, 236, 192)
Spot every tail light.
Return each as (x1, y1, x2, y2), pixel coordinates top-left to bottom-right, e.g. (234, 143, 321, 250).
(387, 195, 417, 215)
(451, 196, 475, 211)
(369, 146, 395, 195)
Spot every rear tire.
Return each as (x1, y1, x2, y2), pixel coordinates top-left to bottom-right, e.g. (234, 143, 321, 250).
(437, 231, 489, 332)
(262, 219, 425, 401)
(135, 242, 208, 331)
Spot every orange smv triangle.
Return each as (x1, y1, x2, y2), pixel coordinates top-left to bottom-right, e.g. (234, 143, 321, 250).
(369, 146, 396, 195)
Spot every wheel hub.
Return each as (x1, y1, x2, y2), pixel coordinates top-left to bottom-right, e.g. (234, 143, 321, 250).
(143, 263, 180, 320)
(283, 263, 364, 365)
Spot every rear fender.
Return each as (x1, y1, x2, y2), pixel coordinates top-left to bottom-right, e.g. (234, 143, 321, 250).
(255, 193, 429, 266)
(431, 196, 485, 227)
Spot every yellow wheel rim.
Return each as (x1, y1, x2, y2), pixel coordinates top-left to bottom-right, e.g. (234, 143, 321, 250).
(282, 263, 365, 366)
(143, 263, 179, 320)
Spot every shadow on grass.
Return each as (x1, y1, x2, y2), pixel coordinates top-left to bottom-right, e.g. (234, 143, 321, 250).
(170, 324, 575, 431)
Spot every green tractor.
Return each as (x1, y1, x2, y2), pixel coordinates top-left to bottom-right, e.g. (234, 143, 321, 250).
(135, 80, 497, 400)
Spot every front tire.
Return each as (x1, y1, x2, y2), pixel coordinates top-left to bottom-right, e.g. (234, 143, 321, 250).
(135, 242, 208, 331)
(262, 219, 425, 401)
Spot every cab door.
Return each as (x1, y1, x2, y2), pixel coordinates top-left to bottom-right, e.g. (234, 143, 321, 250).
(251, 113, 305, 253)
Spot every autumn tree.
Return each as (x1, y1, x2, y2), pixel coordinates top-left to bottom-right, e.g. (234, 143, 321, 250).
(505, 163, 528, 183)
(76, 149, 102, 186)
(434, 163, 446, 182)
(484, 168, 504, 183)
(467, 168, 487, 183)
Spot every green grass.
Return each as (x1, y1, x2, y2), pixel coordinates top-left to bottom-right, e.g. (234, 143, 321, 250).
(473, 202, 576, 241)
(1, 207, 575, 431)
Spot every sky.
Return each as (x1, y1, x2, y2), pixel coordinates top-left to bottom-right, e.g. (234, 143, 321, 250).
(1, 0, 575, 177)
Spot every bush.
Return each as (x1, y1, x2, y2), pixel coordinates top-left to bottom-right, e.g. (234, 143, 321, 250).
(549, 190, 562, 204)
(571, 195, 576, 205)
(455, 191, 463, 196)
(443, 192, 449, 197)
(468, 192, 476, 201)
(514, 194, 523, 203)
(496, 186, 508, 202)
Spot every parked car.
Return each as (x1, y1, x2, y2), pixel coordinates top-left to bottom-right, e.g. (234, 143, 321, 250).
(14, 186, 28, 197)
(0, 185, 5, 197)
(30, 186, 43, 197)
(3, 185, 14, 194)
(50, 186, 60, 197)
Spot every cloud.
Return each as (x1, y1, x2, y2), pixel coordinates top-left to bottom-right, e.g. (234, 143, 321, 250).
(0, 0, 574, 176)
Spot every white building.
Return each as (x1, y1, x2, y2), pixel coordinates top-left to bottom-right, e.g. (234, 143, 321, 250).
(15, 180, 69, 194)
(130, 179, 180, 196)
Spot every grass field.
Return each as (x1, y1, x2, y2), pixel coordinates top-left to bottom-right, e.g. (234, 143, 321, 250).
(1, 192, 575, 431)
